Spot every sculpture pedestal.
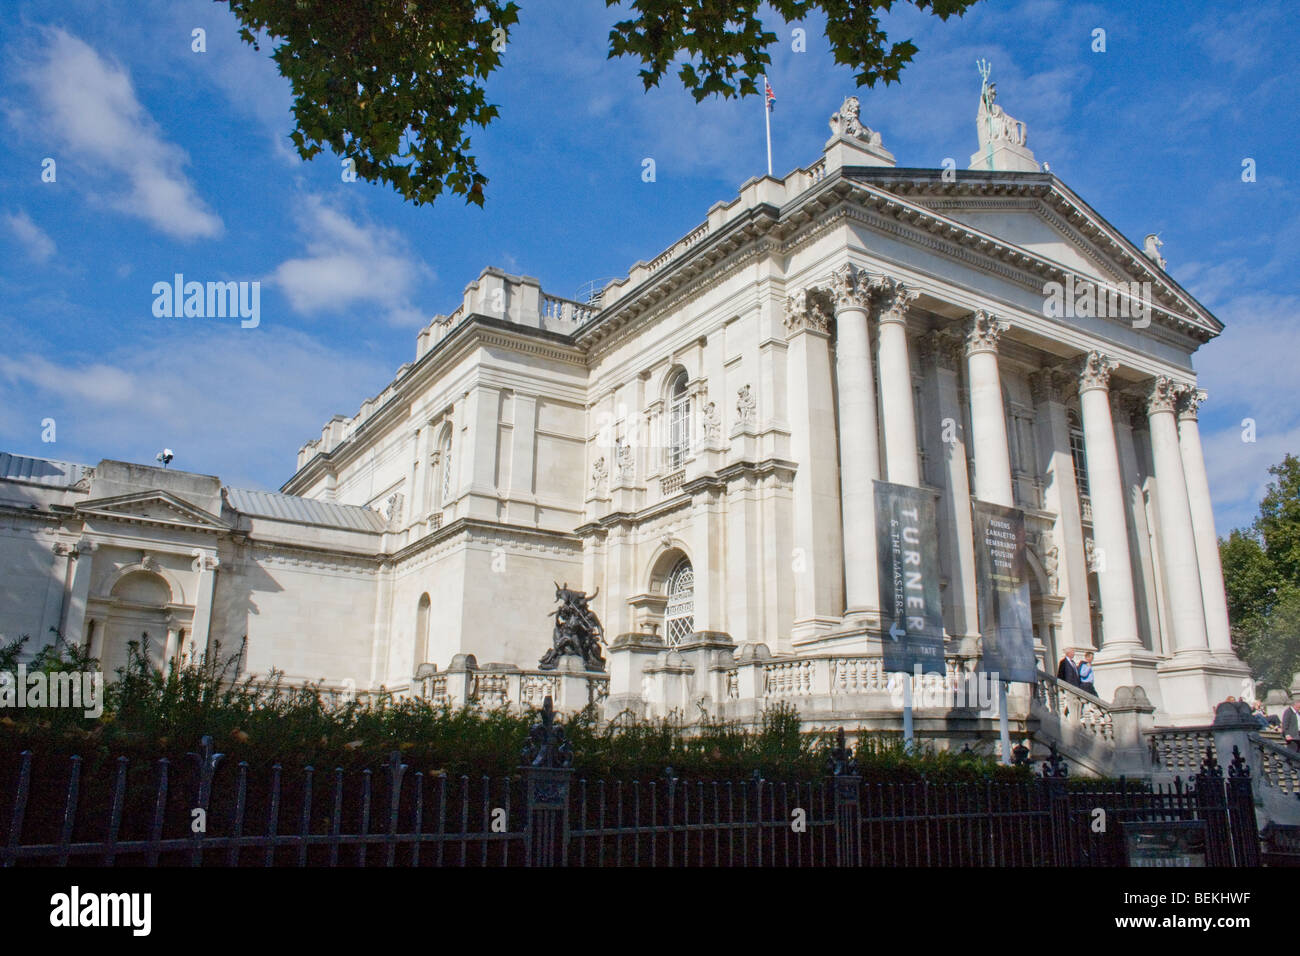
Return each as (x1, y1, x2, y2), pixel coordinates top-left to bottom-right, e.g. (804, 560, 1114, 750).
(968, 142, 1039, 173)
(550, 654, 604, 712)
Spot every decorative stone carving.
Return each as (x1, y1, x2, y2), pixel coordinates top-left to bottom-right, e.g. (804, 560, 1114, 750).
(591, 455, 608, 492)
(1044, 545, 1061, 594)
(868, 276, 918, 325)
(965, 309, 1008, 354)
(616, 440, 635, 482)
(828, 95, 883, 147)
(1143, 234, 1167, 270)
(1147, 376, 1184, 416)
(71, 467, 95, 493)
(141, 553, 161, 572)
(1177, 387, 1207, 421)
(784, 288, 833, 336)
(702, 401, 720, 441)
(736, 385, 756, 425)
(190, 548, 220, 573)
(1085, 538, 1102, 573)
(1077, 351, 1116, 393)
(828, 263, 871, 311)
(384, 492, 404, 527)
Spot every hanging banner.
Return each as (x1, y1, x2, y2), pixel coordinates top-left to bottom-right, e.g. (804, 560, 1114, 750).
(875, 481, 945, 675)
(972, 499, 1037, 684)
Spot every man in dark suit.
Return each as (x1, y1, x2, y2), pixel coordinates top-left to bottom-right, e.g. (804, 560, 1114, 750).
(1283, 700, 1300, 752)
(1057, 648, 1080, 687)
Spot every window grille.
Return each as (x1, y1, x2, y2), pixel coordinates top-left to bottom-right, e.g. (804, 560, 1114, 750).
(664, 558, 695, 647)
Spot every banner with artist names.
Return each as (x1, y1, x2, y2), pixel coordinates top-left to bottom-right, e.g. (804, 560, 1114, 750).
(874, 480, 945, 675)
(972, 499, 1037, 684)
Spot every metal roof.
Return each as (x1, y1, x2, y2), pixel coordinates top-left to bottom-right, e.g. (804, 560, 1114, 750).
(0, 452, 93, 488)
(223, 487, 387, 533)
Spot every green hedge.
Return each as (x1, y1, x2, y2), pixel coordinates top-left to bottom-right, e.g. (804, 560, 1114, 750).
(1, 636, 1034, 783)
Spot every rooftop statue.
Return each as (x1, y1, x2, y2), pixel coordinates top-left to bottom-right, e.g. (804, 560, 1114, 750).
(976, 59, 1027, 149)
(1143, 233, 1167, 270)
(828, 95, 883, 147)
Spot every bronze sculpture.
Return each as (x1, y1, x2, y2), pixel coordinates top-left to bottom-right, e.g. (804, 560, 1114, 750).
(538, 582, 606, 671)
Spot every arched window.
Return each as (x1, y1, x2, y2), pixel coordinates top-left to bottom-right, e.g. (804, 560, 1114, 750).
(664, 558, 695, 647)
(415, 593, 431, 671)
(1068, 410, 1090, 497)
(438, 428, 454, 507)
(668, 370, 690, 471)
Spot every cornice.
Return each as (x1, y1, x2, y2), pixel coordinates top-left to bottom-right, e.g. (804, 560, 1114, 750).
(388, 515, 582, 566)
(853, 170, 1219, 336)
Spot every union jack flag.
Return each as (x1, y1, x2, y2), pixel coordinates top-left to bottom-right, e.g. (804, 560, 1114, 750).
(764, 77, 775, 113)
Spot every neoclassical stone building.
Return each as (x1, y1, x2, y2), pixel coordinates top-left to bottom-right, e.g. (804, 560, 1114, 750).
(0, 88, 1247, 734)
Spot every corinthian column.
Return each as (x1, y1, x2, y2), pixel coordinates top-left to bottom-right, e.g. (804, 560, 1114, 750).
(1176, 389, 1235, 659)
(871, 276, 921, 486)
(783, 287, 845, 639)
(1147, 377, 1209, 657)
(1077, 352, 1141, 650)
(829, 264, 880, 617)
(965, 310, 1013, 507)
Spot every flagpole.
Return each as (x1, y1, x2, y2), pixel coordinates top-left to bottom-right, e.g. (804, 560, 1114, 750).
(763, 75, 773, 176)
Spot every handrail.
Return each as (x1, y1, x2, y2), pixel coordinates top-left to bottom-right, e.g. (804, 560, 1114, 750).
(1033, 671, 1114, 741)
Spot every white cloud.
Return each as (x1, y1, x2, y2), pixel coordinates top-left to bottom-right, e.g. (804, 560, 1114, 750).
(270, 196, 431, 326)
(11, 28, 223, 240)
(3, 210, 56, 262)
(1194, 289, 1300, 533)
(1201, 421, 1300, 535)
(0, 326, 392, 490)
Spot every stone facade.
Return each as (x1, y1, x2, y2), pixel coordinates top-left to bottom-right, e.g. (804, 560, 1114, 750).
(0, 89, 1248, 729)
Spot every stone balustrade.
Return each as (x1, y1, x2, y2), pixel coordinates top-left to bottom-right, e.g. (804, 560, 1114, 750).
(413, 654, 609, 712)
(1145, 727, 1215, 775)
(541, 294, 598, 328)
(1034, 672, 1115, 742)
(1252, 734, 1300, 795)
(660, 470, 685, 496)
(716, 653, 988, 709)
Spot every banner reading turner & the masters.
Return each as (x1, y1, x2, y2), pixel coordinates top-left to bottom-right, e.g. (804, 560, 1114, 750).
(874, 481, 945, 675)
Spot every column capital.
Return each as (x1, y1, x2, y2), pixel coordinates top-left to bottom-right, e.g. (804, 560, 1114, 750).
(1077, 350, 1117, 394)
(827, 263, 872, 312)
(869, 275, 919, 326)
(1146, 375, 1189, 416)
(921, 329, 964, 372)
(783, 287, 834, 337)
(1029, 368, 1072, 405)
(964, 310, 1009, 355)
(1177, 387, 1207, 422)
(1109, 390, 1146, 427)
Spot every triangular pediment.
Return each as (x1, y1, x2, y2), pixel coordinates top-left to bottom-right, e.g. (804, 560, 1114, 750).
(841, 168, 1222, 339)
(77, 490, 229, 532)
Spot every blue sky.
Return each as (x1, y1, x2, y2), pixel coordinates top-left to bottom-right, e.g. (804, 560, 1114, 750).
(0, 0, 1295, 535)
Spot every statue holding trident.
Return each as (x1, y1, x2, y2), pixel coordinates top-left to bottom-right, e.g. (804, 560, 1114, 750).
(976, 59, 1027, 170)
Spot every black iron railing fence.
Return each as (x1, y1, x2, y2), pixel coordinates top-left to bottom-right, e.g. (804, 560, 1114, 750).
(0, 703, 1262, 867)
